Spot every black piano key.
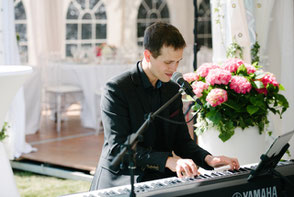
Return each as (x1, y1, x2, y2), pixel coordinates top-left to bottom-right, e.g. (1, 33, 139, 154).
(203, 174, 212, 178)
(151, 182, 165, 188)
(142, 184, 151, 189)
(228, 169, 240, 173)
(198, 175, 207, 179)
(238, 167, 248, 172)
(210, 173, 220, 177)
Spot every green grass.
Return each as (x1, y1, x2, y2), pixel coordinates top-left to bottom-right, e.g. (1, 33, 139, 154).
(14, 170, 91, 197)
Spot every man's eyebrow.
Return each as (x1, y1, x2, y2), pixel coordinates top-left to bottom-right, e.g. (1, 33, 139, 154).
(164, 58, 183, 63)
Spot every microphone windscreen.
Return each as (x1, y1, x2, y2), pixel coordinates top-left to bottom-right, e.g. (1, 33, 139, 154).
(171, 72, 183, 84)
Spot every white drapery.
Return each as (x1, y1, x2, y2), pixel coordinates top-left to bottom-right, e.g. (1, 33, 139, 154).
(1, 0, 36, 160)
(210, 0, 251, 63)
(210, 0, 294, 154)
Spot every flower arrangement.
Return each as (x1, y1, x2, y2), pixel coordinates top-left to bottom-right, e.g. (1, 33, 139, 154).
(95, 43, 116, 58)
(184, 58, 289, 142)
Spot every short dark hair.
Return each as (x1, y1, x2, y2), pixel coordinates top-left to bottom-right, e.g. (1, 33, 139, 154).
(143, 22, 186, 58)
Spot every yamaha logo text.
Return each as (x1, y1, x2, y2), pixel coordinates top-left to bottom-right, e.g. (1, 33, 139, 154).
(232, 186, 277, 197)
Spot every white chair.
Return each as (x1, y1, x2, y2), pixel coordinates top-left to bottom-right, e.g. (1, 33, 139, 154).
(45, 84, 83, 133)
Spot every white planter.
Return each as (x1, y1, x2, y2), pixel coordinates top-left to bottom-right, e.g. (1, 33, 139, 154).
(0, 142, 19, 197)
(198, 127, 271, 166)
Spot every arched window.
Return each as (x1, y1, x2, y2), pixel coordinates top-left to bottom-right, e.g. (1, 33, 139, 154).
(14, 0, 28, 63)
(137, 0, 170, 46)
(65, 0, 107, 57)
(197, 0, 212, 48)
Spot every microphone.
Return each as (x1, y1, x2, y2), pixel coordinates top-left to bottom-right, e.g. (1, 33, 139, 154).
(171, 72, 203, 106)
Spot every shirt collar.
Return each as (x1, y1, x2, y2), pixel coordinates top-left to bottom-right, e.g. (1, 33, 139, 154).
(138, 61, 162, 89)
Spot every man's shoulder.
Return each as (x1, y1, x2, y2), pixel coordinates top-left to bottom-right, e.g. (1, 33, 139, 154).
(105, 65, 138, 89)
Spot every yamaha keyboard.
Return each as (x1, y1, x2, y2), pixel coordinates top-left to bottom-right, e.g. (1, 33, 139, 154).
(63, 161, 294, 197)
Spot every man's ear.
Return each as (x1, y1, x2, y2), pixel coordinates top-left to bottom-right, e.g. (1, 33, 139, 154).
(143, 49, 151, 62)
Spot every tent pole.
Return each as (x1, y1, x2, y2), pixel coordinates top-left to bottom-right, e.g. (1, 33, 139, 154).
(193, 0, 198, 71)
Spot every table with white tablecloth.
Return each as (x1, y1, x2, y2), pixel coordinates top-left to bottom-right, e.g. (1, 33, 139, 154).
(44, 62, 134, 130)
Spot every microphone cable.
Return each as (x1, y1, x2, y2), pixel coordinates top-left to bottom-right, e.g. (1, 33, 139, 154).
(152, 105, 202, 125)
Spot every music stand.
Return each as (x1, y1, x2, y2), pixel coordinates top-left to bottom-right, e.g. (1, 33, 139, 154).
(248, 130, 294, 181)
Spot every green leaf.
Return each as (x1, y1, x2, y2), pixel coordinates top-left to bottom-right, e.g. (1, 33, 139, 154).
(249, 94, 266, 110)
(223, 100, 242, 111)
(218, 121, 235, 142)
(247, 105, 259, 115)
(253, 80, 264, 89)
(279, 84, 285, 91)
(255, 71, 266, 79)
(236, 64, 247, 74)
(239, 117, 246, 129)
(205, 110, 222, 125)
(276, 94, 289, 110)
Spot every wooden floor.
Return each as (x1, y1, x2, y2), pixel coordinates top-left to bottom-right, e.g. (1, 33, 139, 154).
(21, 112, 104, 173)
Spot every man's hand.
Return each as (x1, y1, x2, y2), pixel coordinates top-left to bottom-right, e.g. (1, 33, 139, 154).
(204, 155, 240, 170)
(165, 155, 200, 178)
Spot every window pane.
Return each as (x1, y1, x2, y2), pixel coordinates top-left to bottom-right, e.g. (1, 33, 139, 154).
(137, 0, 169, 46)
(82, 24, 92, 39)
(197, 0, 212, 48)
(150, 12, 158, 19)
(137, 41, 143, 46)
(138, 5, 147, 19)
(90, 0, 99, 9)
(160, 5, 169, 18)
(65, 0, 107, 57)
(77, 0, 86, 9)
(83, 13, 92, 19)
(137, 23, 148, 38)
(95, 24, 106, 39)
(155, 0, 163, 9)
(66, 44, 78, 57)
(197, 22, 205, 34)
(14, 2, 26, 19)
(67, 2, 79, 19)
(145, 0, 152, 9)
(95, 5, 106, 19)
(66, 24, 78, 40)
(15, 24, 27, 41)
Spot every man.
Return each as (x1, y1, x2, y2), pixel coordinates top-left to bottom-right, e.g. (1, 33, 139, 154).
(90, 22, 239, 190)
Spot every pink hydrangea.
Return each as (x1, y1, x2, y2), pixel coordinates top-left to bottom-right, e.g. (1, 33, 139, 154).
(183, 72, 199, 83)
(191, 81, 209, 98)
(256, 88, 267, 95)
(244, 63, 256, 74)
(196, 63, 220, 78)
(205, 68, 232, 85)
(261, 73, 279, 87)
(255, 72, 279, 95)
(230, 76, 252, 94)
(206, 88, 228, 107)
(222, 58, 245, 73)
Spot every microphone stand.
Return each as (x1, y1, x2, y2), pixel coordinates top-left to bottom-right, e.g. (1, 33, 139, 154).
(110, 89, 184, 197)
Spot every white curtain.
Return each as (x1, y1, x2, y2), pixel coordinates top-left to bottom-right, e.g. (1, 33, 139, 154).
(22, 0, 65, 134)
(210, 0, 251, 64)
(1, 0, 36, 159)
(267, 0, 294, 156)
(0, 1, 20, 196)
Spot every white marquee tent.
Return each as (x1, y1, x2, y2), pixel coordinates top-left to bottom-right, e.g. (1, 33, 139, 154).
(0, 0, 293, 195)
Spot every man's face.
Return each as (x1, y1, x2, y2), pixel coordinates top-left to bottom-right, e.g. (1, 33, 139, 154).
(144, 45, 184, 86)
